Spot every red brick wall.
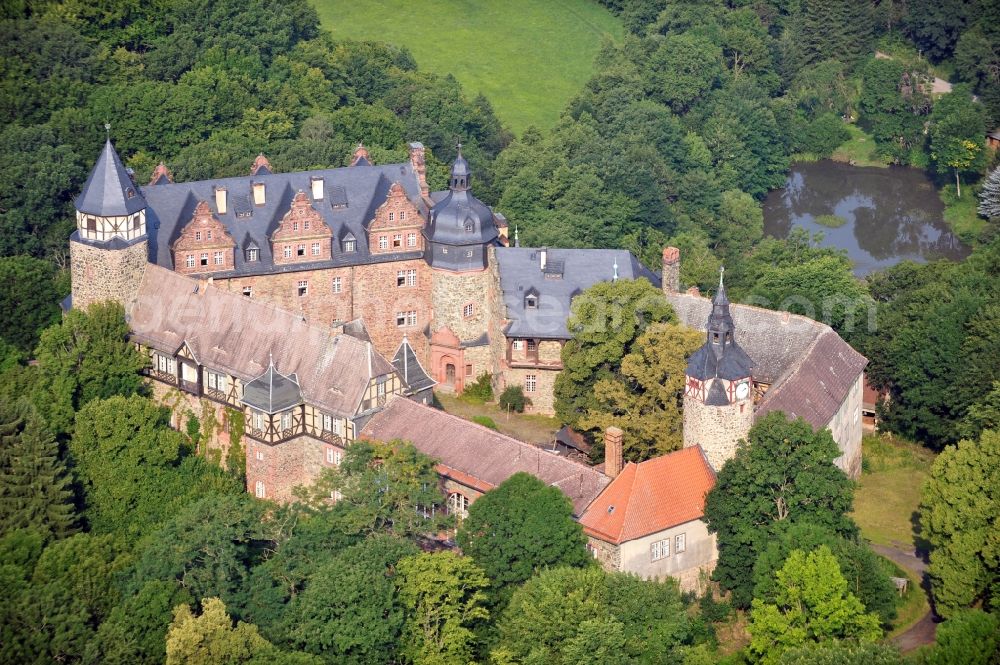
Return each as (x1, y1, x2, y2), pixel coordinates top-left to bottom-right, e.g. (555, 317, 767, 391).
(246, 434, 346, 504)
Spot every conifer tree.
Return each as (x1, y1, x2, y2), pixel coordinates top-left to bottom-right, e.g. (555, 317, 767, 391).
(0, 404, 77, 539)
(978, 167, 1000, 220)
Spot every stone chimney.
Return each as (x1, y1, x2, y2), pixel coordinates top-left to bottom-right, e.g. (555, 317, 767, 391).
(409, 142, 429, 198)
(662, 246, 680, 294)
(311, 176, 324, 201)
(539, 247, 547, 271)
(252, 181, 265, 206)
(604, 426, 624, 478)
(687, 286, 700, 297)
(215, 187, 227, 215)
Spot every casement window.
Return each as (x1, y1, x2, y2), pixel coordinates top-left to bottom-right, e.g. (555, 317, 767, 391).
(255, 481, 265, 498)
(330, 489, 342, 501)
(86, 216, 97, 233)
(296, 244, 305, 257)
(207, 230, 213, 240)
(297, 280, 308, 297)
(322, 413, 333, 432)
(448, 492, 469, 520)
(252, 411, 264, 431)
(407, 232, 417, 247)
(311, 242, 321, 256)
(304, 221, 310, 230)
(650, 538, 670, 562)
(526, 339, 537, 352)
(185, 255, 195, 268)
(388, 212, 394, 221)
(378, 235, 388, 250)
(397, 270, 416, 287)
(332, 277, 342, 294)
(283, 245, 292, 258)
(400, 211, 406, 221)
(393, 234, 402, 248)
(465, 364, 473, 377)
(292, 221, 299, 231)
(525, 295, 537, 309)
(675, 533, 686, 553)
(242, 286, 252, 297)
(343, 238, 356, 252)
(200, 253, 209, 266)
(525, 374, 537, 393)
(246, 247, 259, 262)
(214, 251, 224, 265)
(195, 231, 202, 241)
(206, 370, 228, 392)
(156, 354, 176, 375)
(256, 449, 264, 461)
(512, 340, 523, 351)
(326, 447, 336, 464)
(463, 303, 474, 318)
(396, 311, 417, 327)
(280, 411, 293, 431)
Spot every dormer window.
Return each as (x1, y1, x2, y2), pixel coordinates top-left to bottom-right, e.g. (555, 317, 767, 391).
(246, 247, 259, 262)
(343, 238, 356, 253)
(126, 187, 135, 199)
(712, 332, 721, 344)
(465, 221, 473, 232)
(525, 294, 538, 309)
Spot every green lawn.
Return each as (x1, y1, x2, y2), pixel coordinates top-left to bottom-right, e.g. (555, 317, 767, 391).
(311, 0, 622, 134)
(940, 182, 989, 244)
(851, 434, 936, 548)
(435, 392, 561, 445)
(830, 124, 892, 168)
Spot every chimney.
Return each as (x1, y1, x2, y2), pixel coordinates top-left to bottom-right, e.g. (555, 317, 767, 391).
(687, 286, 700, 297)
(604, 426, 623, 478)
(215, 187, 227, 215)
(408, 142, 429, 198)
(311, 176, 324, 201)
(252, 181, 265, 206)
(662, 246, 680, 294)
(539, 247, 547, 271)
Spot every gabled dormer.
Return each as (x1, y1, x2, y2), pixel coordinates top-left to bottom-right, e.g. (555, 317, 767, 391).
(368, 182, 424, 254)
(271, 190, 333, 264)
(172, 201, 236, 275)
(524, 287, 540, 310)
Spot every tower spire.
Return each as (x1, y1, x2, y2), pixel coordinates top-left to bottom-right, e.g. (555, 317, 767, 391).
(719, 265, 725, 288)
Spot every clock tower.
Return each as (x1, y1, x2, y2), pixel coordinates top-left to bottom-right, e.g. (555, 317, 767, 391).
(682, 269, 755, 470)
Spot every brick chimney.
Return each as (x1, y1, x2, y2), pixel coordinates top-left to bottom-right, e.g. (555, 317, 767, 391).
(604, 426, 623, 478)
(408, 142, 429, 198)
(662, 246, 680, 294)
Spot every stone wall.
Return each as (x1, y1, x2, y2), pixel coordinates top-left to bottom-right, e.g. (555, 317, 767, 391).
(503, 366, 559, 414)
(587, 535, 622, 571)
(70, 237, 149, 310)
(826, 373, 863, 479)
(246, 434, 344, 504)
(214, 257, 432, 365)
(683, 393, 754, 471)
(430, 267, 494, 342)
(149, 379, 234, 466)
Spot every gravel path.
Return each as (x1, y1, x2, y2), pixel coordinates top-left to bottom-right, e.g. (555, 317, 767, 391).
(870, 541, 938, 652)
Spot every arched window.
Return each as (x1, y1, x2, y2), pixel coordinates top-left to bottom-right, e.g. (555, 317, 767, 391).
(448, 492, 469, 520)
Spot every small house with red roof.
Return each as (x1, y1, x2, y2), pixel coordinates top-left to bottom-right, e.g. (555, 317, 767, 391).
(579, 428, 718, 591)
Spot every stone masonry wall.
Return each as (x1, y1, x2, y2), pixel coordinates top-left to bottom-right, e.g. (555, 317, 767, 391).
(70, 237, 149, 310)
(430, 267, 495, 342)
(588, 536, 622, 572)
(246, 434, 345, 504)
(683, 393, 754, 471)
(214, 257, 432, 365)
(503, 366, 559, 414)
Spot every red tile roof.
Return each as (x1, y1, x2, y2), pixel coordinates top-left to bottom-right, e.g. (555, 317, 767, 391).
(360, 398, 609, 515)
(579, 446, 715, 544)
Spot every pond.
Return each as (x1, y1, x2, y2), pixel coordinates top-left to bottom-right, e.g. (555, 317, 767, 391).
(763, 160, 970, 276)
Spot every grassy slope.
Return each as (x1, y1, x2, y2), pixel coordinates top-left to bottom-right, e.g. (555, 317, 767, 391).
(311, 0, 622, 134)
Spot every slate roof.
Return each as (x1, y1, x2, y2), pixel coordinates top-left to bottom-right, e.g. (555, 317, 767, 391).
(496, 247, 660, 339)
(686, 281, 755, 381)
(76, 139, 147, 217)
(579, 446, 716, 545)
(139, 160, 428, 276)
(666, 292, 868, 429)
(360, 398, 610, 515)
(127, 264, 396, 417)
(241, 362, 302, 414)
(392, 336, 436, 393)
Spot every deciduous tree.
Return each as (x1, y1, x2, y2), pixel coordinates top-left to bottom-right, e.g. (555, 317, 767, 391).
(929, 86, 987, 197)
(704, 412, 857, 607)
(920, 429, 1000, 617)
(456, 472, 589, 604)
(748, 546, 882, 664)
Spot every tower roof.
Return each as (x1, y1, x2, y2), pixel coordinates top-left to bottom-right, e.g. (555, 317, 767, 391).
(450, 144, 470, 179)
(75, 139, 146, 216)
(686, 268, 754, 382)
(241, 358, 302, 414)
(425, 147, 497, 248)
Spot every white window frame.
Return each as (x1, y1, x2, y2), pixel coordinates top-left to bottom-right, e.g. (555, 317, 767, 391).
(512, 340, 523, 351)
(280, 411, 293, 431)
(407, 232, 416, 247)
(255, 481, 265, 498)
(525, 374, 537, 393)
(283, 245, 292, 258)
(242, 286, 252, 297)
(675, 533, 686, 553)
(311, 242, 321, 256)
(378, 235, 388, 250)
(332, 277, 342, 294)
(297, 280, 308, 297)
(463, 303, 474, 318)
(214, 251, 224, 265)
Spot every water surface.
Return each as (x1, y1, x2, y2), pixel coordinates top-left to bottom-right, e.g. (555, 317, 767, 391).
(763, 160, 969, 276)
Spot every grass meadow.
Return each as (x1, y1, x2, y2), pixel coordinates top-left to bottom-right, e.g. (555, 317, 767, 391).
(311, 0, 622, 134)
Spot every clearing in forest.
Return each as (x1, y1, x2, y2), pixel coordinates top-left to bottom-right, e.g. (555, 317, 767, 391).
(311, 0, 622, 134)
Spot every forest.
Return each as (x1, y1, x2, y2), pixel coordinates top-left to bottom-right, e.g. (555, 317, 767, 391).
(1, 0, 999, 662)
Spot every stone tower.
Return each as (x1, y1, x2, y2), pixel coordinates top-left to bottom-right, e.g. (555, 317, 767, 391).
(682, 269, 755, 470)
(425, 146, 500, 393)
(69, 136, 149, 310)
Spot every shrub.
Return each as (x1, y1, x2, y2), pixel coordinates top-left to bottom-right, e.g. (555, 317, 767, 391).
(471, 415, 498, 430)
(461, 372, 494, 404)
(499, 386, 529, 413)
(814, 214, 847, 228)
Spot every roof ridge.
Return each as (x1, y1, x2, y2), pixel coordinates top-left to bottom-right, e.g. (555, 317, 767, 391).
(668, 292, 835, 335)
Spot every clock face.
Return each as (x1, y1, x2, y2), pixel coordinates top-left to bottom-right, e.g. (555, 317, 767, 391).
(735, 382, 750, 400)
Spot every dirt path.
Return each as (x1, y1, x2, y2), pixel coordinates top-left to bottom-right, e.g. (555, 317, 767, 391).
(870, 542, 938, 651)
(875, 50, 952, 94)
